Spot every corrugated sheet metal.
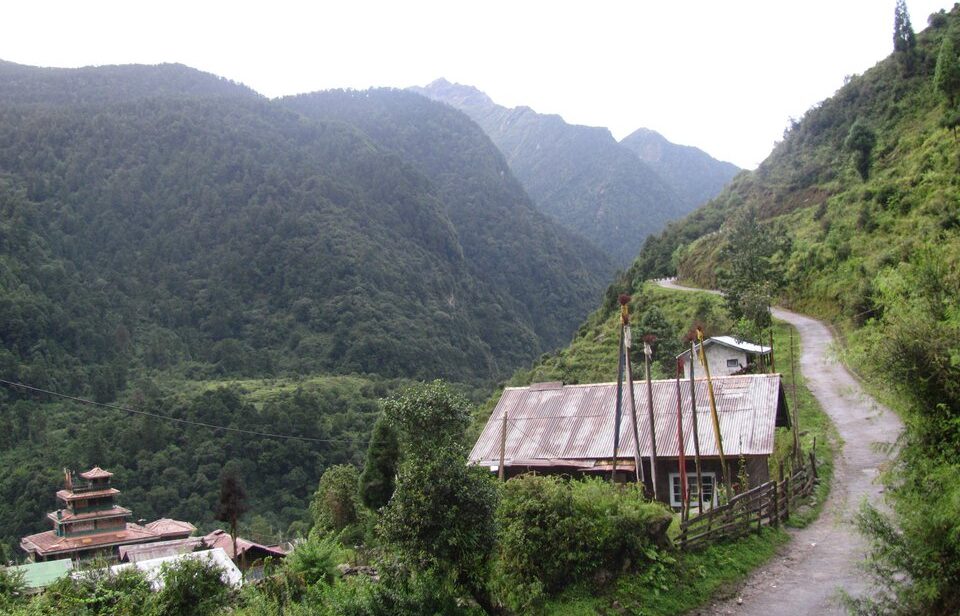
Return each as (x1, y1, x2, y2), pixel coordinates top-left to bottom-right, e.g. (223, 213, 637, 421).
(470, 374, 786, 466)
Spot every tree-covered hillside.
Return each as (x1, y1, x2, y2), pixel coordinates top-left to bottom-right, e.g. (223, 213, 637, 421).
(619, 128, 740, 211)
(612, 6, 960, 612)
(0, 62, 608, 393)
(0, 61, 613, 555)
(413, 79, 722, 267)
(280, 88, 612, 356)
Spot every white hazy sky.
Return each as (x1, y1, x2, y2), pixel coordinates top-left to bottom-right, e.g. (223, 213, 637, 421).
(1, 1, 952, 169)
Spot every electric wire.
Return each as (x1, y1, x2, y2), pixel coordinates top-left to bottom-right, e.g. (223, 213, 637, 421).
(0, 378, 362, 445)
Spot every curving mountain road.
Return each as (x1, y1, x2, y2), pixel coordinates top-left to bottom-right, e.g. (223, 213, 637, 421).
(656, 279, 903, 615)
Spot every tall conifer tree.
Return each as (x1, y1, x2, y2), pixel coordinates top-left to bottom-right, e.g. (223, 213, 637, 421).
(935, 34, 960, 107)
(894, 0, 917, 74)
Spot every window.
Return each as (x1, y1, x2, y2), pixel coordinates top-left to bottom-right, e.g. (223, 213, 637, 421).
(726, 358, 740, 368)
(669, 472, 716, 508)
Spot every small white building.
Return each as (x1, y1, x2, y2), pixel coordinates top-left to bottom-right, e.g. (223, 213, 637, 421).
(101, 547, 243, 590)
(678, 336, 771, 380)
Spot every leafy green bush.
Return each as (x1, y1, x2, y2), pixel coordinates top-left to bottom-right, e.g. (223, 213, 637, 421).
(0, 567, 26, 611)
(152, 557, 230, 616)
(493, 475, 672, 611)
(378, 381, 499, 606)
(32, 566, 152, 616)
(311, 464, 365, 543)
(322, 566, 482, 616)
(285, 534, 344, 588)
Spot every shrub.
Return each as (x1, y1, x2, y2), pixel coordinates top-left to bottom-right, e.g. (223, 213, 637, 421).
(152, 556, 230, 616)
(311, 464, 364, 542)
(493, 475, 672, 611)
(0, 567, 26, 611)
(285, 534, 344, 588)
(322, 566, 482, 616)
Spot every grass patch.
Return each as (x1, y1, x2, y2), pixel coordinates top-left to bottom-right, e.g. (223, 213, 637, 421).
(544, 528, 790, 616)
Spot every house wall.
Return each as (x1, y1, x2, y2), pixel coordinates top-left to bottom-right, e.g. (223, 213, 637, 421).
(497, 456, 772, 508)
(647, 456, 771, 507)
(682, 346, 749, 380)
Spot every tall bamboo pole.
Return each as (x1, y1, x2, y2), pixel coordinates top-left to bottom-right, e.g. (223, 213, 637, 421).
(697, 328, 733, 497)
(675, 358, 688, 521)
(769, 328, 776, 373)
(642, 340, 659, 500)
(498, 410, 507, 481)
(624, 318, 644, 484)
(789, 327, 802, 464)
(611, 319, 626, 483)
(688, 341, 705, 513)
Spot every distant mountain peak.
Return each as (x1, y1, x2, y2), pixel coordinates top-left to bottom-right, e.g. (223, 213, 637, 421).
(417, 78, 494, 108)
(412, 80, 738, 266)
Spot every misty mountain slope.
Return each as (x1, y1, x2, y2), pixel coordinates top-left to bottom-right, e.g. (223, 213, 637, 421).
(412, 79, 734, 266)
(280, 88, 613, 353)
(0, 59, 257, 105)
(0, 62, 608, 393)
(620, 127, 740, 209)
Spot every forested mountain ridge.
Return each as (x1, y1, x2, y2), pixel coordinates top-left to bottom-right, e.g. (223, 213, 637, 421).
(0, 61, 609, 393)
(0, 60, 257, 105)
(411, 78, 738, 266)
(619, 128, 740, 211)
(606, 6, 960, 612)
(280, 88, 612, 355)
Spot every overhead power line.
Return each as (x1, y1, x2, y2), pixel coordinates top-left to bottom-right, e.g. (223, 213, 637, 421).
(0, 378, 363, 445)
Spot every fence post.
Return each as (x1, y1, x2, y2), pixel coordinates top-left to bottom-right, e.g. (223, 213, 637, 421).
(784, 473, 790, 520)
(757, 487, 764, 533)
(772, 480, 780, 527)
(809, 450, 817, 483)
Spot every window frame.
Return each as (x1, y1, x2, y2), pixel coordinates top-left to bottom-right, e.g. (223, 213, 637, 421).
(668, 471, 717, 508)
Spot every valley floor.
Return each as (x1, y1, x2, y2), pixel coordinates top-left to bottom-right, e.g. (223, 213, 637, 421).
(658, 280, 902, 615)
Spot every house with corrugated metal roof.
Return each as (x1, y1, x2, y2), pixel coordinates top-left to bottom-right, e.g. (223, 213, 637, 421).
(677, 336, 772, 380)
(469, 373, 791, 507)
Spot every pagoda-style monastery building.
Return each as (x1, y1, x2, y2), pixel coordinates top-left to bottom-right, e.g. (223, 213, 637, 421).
(20, 466, 195, 562)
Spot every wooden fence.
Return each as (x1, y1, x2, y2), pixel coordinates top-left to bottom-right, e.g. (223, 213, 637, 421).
(677, 451, 818, 551)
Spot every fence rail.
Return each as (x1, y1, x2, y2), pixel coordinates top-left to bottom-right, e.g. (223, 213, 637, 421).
(678, 451, 818, 551)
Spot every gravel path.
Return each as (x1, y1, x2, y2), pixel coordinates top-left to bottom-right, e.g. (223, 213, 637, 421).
(656, 279, 903, 616)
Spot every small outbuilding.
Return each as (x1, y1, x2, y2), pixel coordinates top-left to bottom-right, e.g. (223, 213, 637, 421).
(677, 336, 771, 380)
(106, 547, 242, 589)
(4, 559, 74, 594)
(470, 373, 791, 507)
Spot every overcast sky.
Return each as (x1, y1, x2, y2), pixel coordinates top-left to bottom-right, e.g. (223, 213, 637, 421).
(1, 1, 952, 169)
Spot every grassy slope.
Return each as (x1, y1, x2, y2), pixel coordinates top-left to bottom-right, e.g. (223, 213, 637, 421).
(672, 11, 959, 326)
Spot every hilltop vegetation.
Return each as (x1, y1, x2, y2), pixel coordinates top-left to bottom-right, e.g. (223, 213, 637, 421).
(613, 5, 960, 613)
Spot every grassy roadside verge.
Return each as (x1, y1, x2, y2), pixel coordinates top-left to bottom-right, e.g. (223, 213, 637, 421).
(539, 286, 837, 615)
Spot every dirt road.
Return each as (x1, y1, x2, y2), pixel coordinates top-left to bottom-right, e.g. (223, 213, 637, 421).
(656, 279, 903, 615)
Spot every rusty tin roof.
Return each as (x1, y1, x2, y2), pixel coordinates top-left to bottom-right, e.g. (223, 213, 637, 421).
(470, 373, 789, 467)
